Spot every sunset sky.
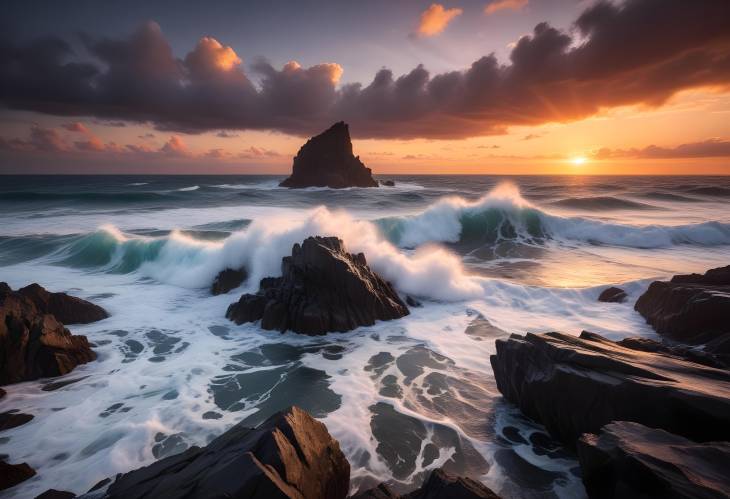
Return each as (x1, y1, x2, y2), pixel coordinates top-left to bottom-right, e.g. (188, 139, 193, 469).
(1, 0, 729, 174)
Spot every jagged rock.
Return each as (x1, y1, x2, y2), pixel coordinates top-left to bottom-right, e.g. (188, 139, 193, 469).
(211, 267, 248, 295)
(405, 296, 422, 308)
(597, 286, 626, 303)
(227, 237, 408, 334)
(0, 459, 36, 491)
(104, 406, 349, 499)
(352, 469, 500, 499)
(617, 336, 728, 369)
(381, 180, 396, 187)
(35, 490, 76, 499)
(17, 283, 108, 324)
(635, 266, 730, 355)
(0, 410, 34, 431)
(490, 331, 730, 448)
(578, 421, 730, 499)
(280, 122, 378, 189)
(1, 284, 97, 385)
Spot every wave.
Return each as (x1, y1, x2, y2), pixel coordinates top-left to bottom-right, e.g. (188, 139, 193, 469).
(683, 186, 730, 197)
(176, 185, 200, 192)
(639, 191, 701, 203)
(548, 196, 660, 211)
(127, 182, 149, 186)
(211, 181, 426, 192)
(0, 191, 173, 204)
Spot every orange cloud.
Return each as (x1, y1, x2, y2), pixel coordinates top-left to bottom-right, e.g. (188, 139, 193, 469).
(417, 4, 463, 37)
(160, 135, 190, 157)
(61, 122, 89, 133)
(485, 0, 527, 15)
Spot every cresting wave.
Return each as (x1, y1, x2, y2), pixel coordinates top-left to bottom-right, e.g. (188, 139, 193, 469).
(36, 183, 730, 301)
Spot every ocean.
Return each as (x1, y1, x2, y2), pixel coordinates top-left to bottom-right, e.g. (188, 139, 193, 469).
(1, 174, 729, 498)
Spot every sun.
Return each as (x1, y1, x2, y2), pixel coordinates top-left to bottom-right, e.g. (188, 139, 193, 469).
(571, 156, 587, 166)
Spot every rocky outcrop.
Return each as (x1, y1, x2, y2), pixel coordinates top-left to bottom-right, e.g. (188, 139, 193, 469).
(490, 331, 730, 447)
(211, 267, 248, 295)
(380, 180, 396, 187)
(0, 410, 34, 431)
(617, 336, 728, 369)
(352, 469, 500, 499)
(280, 122, 378, 189)
(578, 421, 730, 499)
(1, 284, 97, 385)
(635, 266, 730, 353)
(17, 283, 108, 324)
(0, 459, 36, 491)
(35, 490, 76, 499)
(597, 286, 626, 303)
(104, 406, 350, 499)
(227, 237, 408, 334)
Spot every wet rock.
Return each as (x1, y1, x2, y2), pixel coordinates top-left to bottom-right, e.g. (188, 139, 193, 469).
(17, 283, 108, 324)
(353, 468, 500, 499)
(211, 267, 248, 295)
(381, 180, 396, 187)
(104, 406, 349, 499)
(352, 482, 400, 498)
(490, 331, 730, 447)
(0, 459, 36, 491)
(280, 122, 378, 189)
(35, 490, 76, 499)
(227, 236, 408, 334)
(0, 410, 34, 431)
(617, 336, 728, 369)
(405, 296, 422, 307)
(635, 265, 730, 361)
(597, 286, 626, 303)
(578, 421, 730, 499)
(0, 285, 97, 385)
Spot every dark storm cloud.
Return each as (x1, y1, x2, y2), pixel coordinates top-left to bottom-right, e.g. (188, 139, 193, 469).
(594, 139, 730, 160)
(1, 0, 729, 139)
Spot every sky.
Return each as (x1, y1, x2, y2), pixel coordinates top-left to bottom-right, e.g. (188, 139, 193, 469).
(1, 0, 729, 174)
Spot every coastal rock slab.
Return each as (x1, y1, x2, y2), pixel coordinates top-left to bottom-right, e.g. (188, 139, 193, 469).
(279, 122, 378, 189)
(490, 331, 730, 447)
(578, 421, 730, 499)
(1, 285, 97, 385)
(227, 236, 408, 334)
(211, 267, 248, 295)
(104, 406, 350, 499)
(353, 468, 500, 499)
(17, 283, 108, 324)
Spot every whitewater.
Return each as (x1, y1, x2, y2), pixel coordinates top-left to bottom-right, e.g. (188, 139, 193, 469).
(1, 174, 729, 498)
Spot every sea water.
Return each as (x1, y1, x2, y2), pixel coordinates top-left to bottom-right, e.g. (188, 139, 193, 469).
(1, 175, 729, 498)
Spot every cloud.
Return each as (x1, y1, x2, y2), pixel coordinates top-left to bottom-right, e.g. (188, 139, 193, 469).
(592, 138, 730, 159)
(160, 135, 190, 157)
(238, 146, 280, 159)
(522, 133, 544, 141)
(216, 130, 239, 138)
(61, 122, 88, 133)
(1, 1, 729, 140)
(8, 126, 71, 152)
(484, 0, 528, 15)
(417, 4, 463, 37)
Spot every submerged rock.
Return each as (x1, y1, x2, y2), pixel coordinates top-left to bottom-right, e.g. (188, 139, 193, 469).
(210, 267, 248, 295)
(353, 468, 500, 499)
(597, 286, 627, 303)
(578, 421, 730, 499)
(17, 283, 108, 324)
(1, 284, 97, 385)
(0, 459, 36, 491)
(103, 406, 349, 499)
(635, 265, 730, 359)
(227, 236, 408, 334)
(0, 410, 34, 431)
(380, 180, 396, 187)
(280, 122, 378, 189)
(490, 331, 730, 447)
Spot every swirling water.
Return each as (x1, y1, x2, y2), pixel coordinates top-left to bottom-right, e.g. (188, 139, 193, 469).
(1, 174, 729, 498)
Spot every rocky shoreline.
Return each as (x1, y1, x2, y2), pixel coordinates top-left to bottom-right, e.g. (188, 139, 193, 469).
(2, 260, 729, 498)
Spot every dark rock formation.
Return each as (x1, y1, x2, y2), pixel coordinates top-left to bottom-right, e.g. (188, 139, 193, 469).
(597, 286, 627, 303)
(280, 122, 378, 189)
(227, 237, 408, 334)
(490, 331, 730, 447)
(1, 284, 97, 385)
(17, 283, 108, 324)
(635, 265, 730, 351)
(35, 490, 76, 499)
(0, 410, 34, 431)
(211, 267, 248, 295)
(0, 459, 36, 491)
(353, 469, 500, 499)
(617, 336, 728, 369)
(104, 406, 350, 499)
(578, 421, 730, 499)
(381, 180, 396, 187)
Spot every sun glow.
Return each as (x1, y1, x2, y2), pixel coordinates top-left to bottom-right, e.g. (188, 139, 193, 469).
(571, 156, 587, 166)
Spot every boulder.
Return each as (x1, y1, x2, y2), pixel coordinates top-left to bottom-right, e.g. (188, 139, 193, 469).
(634, 266, 730, 352)
(578, 421, 730, 499)
(280, 122, 378, 189)
(227, 237, 408, 334)
(1, 285, 97, 385)
(35, 490, 76, 499)
(0, 410, 34, 431)
(104, 406, 350, 499)
(17, 283, 108, 324)
(0, 459, 36, 491)
(211, 267, 248, 295)
(597, 286, 627, 303)
(352, 469, 500, 499)
(490, 331, 730, 447)
(381, 180, 396, 187)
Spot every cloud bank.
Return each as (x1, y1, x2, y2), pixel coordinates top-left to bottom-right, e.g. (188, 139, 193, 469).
(1, 0, 729, 139)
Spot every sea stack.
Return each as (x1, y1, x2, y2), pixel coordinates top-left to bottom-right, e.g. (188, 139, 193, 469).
(280, 121, 378, 188)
